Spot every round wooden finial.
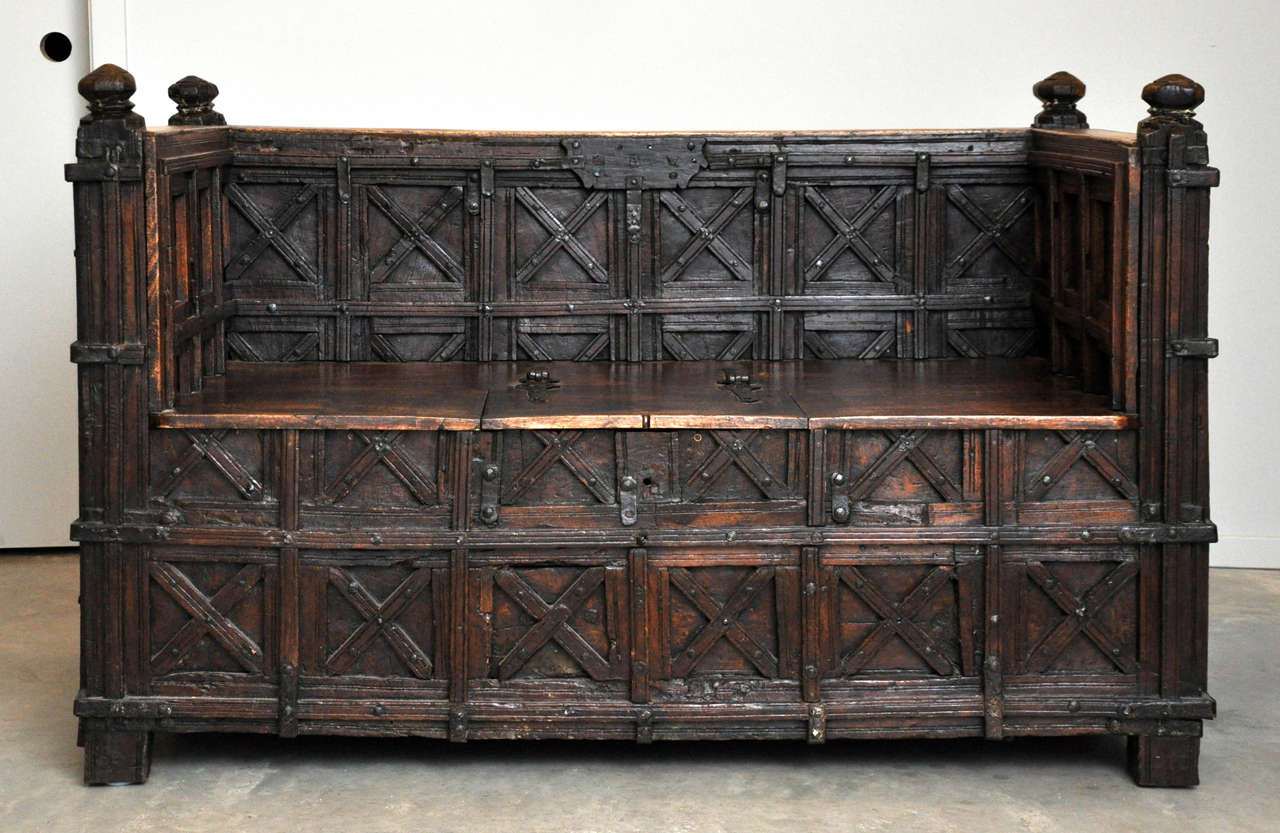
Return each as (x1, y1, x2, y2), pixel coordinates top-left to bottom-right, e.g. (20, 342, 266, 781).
(1032, 71, 1088, 129)
(1141, 73, 1204, 125)
(77, 63, 143, 126)
(168, 75, 226, 126)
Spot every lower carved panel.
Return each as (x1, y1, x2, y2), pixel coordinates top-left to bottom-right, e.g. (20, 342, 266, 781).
(146, 548, 276, 687)
(647, 550, 801, 702)
(300, 551, 449, 687)
(468, 551, 629, 697)
(821, 546, 982, 680)
(1002, 546, 1141, 682)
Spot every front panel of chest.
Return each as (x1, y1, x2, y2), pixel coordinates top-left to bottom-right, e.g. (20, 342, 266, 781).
(472, 429, 808, 529)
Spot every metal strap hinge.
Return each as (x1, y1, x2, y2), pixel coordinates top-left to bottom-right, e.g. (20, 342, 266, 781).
(771, 153, 787, 197)
(1117, 523, 1217, 544)
(807, 703, 826, 744)
(1166, 167, 1220, 188)
(449, 706, 469, 742)
(478, 458, 501, 526)
(70, 341, 145, 365)
(636, 708, 654, 744)
(278, 662, 299, 737)
(914, 152, 931, 193)
(619, 475, 638, 526)
(64, 161, 143, 182)
(1167, 338, 1219, 359)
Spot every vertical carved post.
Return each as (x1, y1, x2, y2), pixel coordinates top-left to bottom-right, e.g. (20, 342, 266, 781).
(167, 75, 226, 126)
(1031, 71, 1088, 129)
(66, 64, 153, 785)
(1132, 73, 1218, 788)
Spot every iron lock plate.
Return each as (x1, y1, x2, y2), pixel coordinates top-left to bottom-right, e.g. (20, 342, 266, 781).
(563, 137, 708, 189)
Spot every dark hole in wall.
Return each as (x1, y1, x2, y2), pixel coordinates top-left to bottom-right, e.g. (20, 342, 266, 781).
(40, 32, 73, 63)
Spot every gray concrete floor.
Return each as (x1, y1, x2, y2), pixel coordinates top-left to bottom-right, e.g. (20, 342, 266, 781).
(0, 553, 1275, 833)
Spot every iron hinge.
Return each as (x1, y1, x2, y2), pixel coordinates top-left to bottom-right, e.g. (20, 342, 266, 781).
(1117, 523, 1217, 544)
(914, 152, 931, 193)
(515, 369, 560, 402)
(829, 471, 850, 523)
(619, 475, 638, 527)
(70, 341, 145, 365)
(478, 459, 501, 526)
(636, 708, 655, 744)
(807, 703, 826, 744)
(1167, 338, 1219, 359)
(1166, 166, 1220, 188)
(771, 153, 787, 196)
(563, 137, 707, 189)
(449, 706, 469, 742)
(717, 371, 762, 403)
(278, 662, 298, 738)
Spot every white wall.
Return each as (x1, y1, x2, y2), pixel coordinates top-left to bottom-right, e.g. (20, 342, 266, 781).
(0, 1, 88, 548)
(53, 0, 1279, 566)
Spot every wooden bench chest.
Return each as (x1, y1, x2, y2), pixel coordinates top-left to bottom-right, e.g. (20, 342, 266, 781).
(68, 66, 1218, 786)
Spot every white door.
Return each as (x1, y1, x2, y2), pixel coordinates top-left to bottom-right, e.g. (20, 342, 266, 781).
(0, 1, 89, 547)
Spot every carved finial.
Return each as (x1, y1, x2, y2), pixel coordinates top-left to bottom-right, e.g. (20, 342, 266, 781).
(77, 64, 143, 127)
(1140, 73, 1205, 129)
(168, 75, 226, 126)
(1032, 71, 1088, 129)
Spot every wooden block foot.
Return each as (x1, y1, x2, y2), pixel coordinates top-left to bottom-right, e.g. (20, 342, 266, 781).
(83, 728, 152, 785)
(1128, 734, 1200, 787)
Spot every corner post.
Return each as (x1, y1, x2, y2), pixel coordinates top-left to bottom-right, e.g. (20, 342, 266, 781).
(67, 64, 153, 785)
(1132, 73, 1218, 788)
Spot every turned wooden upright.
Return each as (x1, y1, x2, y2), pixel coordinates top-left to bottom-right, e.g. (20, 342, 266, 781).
(69, 66, 1217, 787)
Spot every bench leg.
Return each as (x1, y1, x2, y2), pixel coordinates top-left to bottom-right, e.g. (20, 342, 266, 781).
(83, 727, 152, 785)
(1128, 734, 1200, 787)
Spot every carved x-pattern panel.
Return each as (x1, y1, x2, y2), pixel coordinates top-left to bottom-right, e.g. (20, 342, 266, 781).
(1007, 551, 1139, 676)
(796, 311, 899, 359)
(650, 313, 759, 361)
(800, 185, 906, 293)
(320, 431, 439, 507)
(364, 183, 466, 294)
(831, 564, 961, 676)
(225, 182, 324, 289)
(150, 429, 274, 529)
(1022, 560, 1137, 674)
(657, 188, 755, 294)
(493, 567, 621, 680)
(504, 316, 615, 361)
(943, 307, 1037, 358)
(682, 430, 791, 503)
(1023, 431, 1138, 503)
(845, 430, 961, 503)
(660, 565, 792, 679)
(508, 187, 614, 298)
(942, 184, 1035, 283)
(829, 430, 979, 525)
(324, 565, 437, 679)
(226, 318, 327, 362)
(502, 430, 616, 506)
(477, 564, 626, 681)
(154, 429, 266, 502)
(149, 558, 269, 677)
(368, 318, 468, 362)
